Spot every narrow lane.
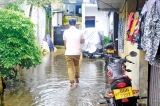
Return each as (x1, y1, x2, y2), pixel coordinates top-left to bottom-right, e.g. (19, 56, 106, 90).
(4, 49, 108, 106)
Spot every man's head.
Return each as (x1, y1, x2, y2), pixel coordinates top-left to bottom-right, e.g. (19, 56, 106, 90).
(69, 19, 76, 26)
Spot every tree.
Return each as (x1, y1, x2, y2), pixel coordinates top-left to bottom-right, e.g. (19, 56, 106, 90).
(0, 8, 42, 82)
(4, 0, 63, 35)
(24, 0, 63, 34)
(25, 0, 62, 17)
(0, 0, 63, 81)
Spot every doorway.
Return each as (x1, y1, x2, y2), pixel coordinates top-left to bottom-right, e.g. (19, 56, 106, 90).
(148, 44, 160, 106)
(85, 16, 95, 28)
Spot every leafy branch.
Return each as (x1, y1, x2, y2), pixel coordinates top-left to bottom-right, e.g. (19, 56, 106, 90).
(0, 8, 42, 83)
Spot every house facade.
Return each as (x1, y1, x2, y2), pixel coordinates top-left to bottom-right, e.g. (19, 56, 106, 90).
(97, 0, 160, 105)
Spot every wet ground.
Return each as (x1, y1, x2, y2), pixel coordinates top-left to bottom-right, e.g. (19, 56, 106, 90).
(3, 48, 108, 106)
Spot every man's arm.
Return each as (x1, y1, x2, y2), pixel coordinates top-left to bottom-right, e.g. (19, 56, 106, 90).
(80, 31, 85, 44)
(80, 39, 85, 44)
(63, 40, 66, 49)
(63, 31, 66, 49)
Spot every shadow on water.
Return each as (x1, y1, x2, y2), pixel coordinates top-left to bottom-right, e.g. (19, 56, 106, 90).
(3, 49, 108, 106)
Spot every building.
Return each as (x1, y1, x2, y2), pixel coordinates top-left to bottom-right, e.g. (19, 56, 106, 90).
(97, 0, 160, 105)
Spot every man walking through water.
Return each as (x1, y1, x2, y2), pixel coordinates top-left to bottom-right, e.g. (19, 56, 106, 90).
(63, 19, 84, 89)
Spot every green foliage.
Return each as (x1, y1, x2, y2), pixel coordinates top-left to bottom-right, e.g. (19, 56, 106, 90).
(6, 3, 24, 13)
(104, 36, 111, 46)
(0, 9, 42, 82)
(63, 15, 68, 25)
(25, 0, 59, 6)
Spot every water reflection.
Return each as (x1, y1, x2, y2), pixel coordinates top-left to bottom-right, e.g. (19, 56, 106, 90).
(4, 51, 107, 106)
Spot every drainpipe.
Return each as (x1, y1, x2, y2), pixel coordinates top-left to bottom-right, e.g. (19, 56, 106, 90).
(44, 3, 52, 36)
(48, 4, 52, 36)
(113, 12, 119, 56)
(29, 5, 33, 18)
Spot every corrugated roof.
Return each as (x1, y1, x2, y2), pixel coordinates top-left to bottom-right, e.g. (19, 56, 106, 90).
(97, 0, 126, 12)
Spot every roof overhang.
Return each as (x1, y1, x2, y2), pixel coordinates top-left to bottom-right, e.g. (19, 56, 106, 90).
(96, 0, 126, 12)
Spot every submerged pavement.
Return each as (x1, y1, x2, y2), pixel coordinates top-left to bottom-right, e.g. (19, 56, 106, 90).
(3, 48, 108, 106)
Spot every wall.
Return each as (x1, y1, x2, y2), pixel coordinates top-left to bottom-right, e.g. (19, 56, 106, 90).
(52, 12, 63, 26)
(82, 3, 108, 36)
(0, 0, 12, 8)
(118, 0, 148, 105)
(20, 2, 46, 47)
(107, 12, 114, 39)
(0, 0, 46, 47)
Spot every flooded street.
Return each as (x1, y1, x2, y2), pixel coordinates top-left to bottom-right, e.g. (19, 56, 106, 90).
(3, 48, 108, 106)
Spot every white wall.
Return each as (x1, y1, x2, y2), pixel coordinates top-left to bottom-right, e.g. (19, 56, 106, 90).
(52, 12, 63, 26)
(0, 0, 12, 8)
(82, 3, 108, 36)
(107, 12, 114, 39)
(20, 1, 46, 47)
(20, 3, 47, 83)
(0, 0, 46, 47)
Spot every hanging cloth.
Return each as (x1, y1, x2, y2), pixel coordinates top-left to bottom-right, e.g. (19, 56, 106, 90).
(130, 20, 138, 36)
(141, 3, 160, 65)
(128, 20, 137, 44)
(133, 14, 144, 50)
(141, 0, 160, 15)
(118, 19, 124, 52)
(126, 12, 134, 37)
(141, 0, 156, 15)
(157, 0, 160, 15)
(134, 12, 141, 42)
(128, 12, 139, 44)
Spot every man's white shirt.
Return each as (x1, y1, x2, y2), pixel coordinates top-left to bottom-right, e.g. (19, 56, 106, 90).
(63, 26, 84, 55)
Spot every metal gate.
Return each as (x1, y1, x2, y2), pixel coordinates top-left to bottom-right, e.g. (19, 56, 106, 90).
(149, 65, 160, 106)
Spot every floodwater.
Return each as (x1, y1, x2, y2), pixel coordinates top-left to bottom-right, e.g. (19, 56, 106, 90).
(3, 48, 108, 106)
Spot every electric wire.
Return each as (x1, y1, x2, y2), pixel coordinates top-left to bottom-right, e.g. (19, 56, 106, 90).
(97, 0, 128, 13)
(119, 0, 127, 13)
(97, 0, 119, 12)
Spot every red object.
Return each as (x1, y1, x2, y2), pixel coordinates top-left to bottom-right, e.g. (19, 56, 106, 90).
(121, 68, 125, 74)
(133, 90, 139, 94)
(125, 76, 131, 81)
(107, 70, 112, 77)
(127, 12, 134, 32)
(116, 82, 126, 88)
(122, 99, 129, 103)
(108, 75, 131, 84)
(129, 36, 134, 44)
(134, 18, 141, 35)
